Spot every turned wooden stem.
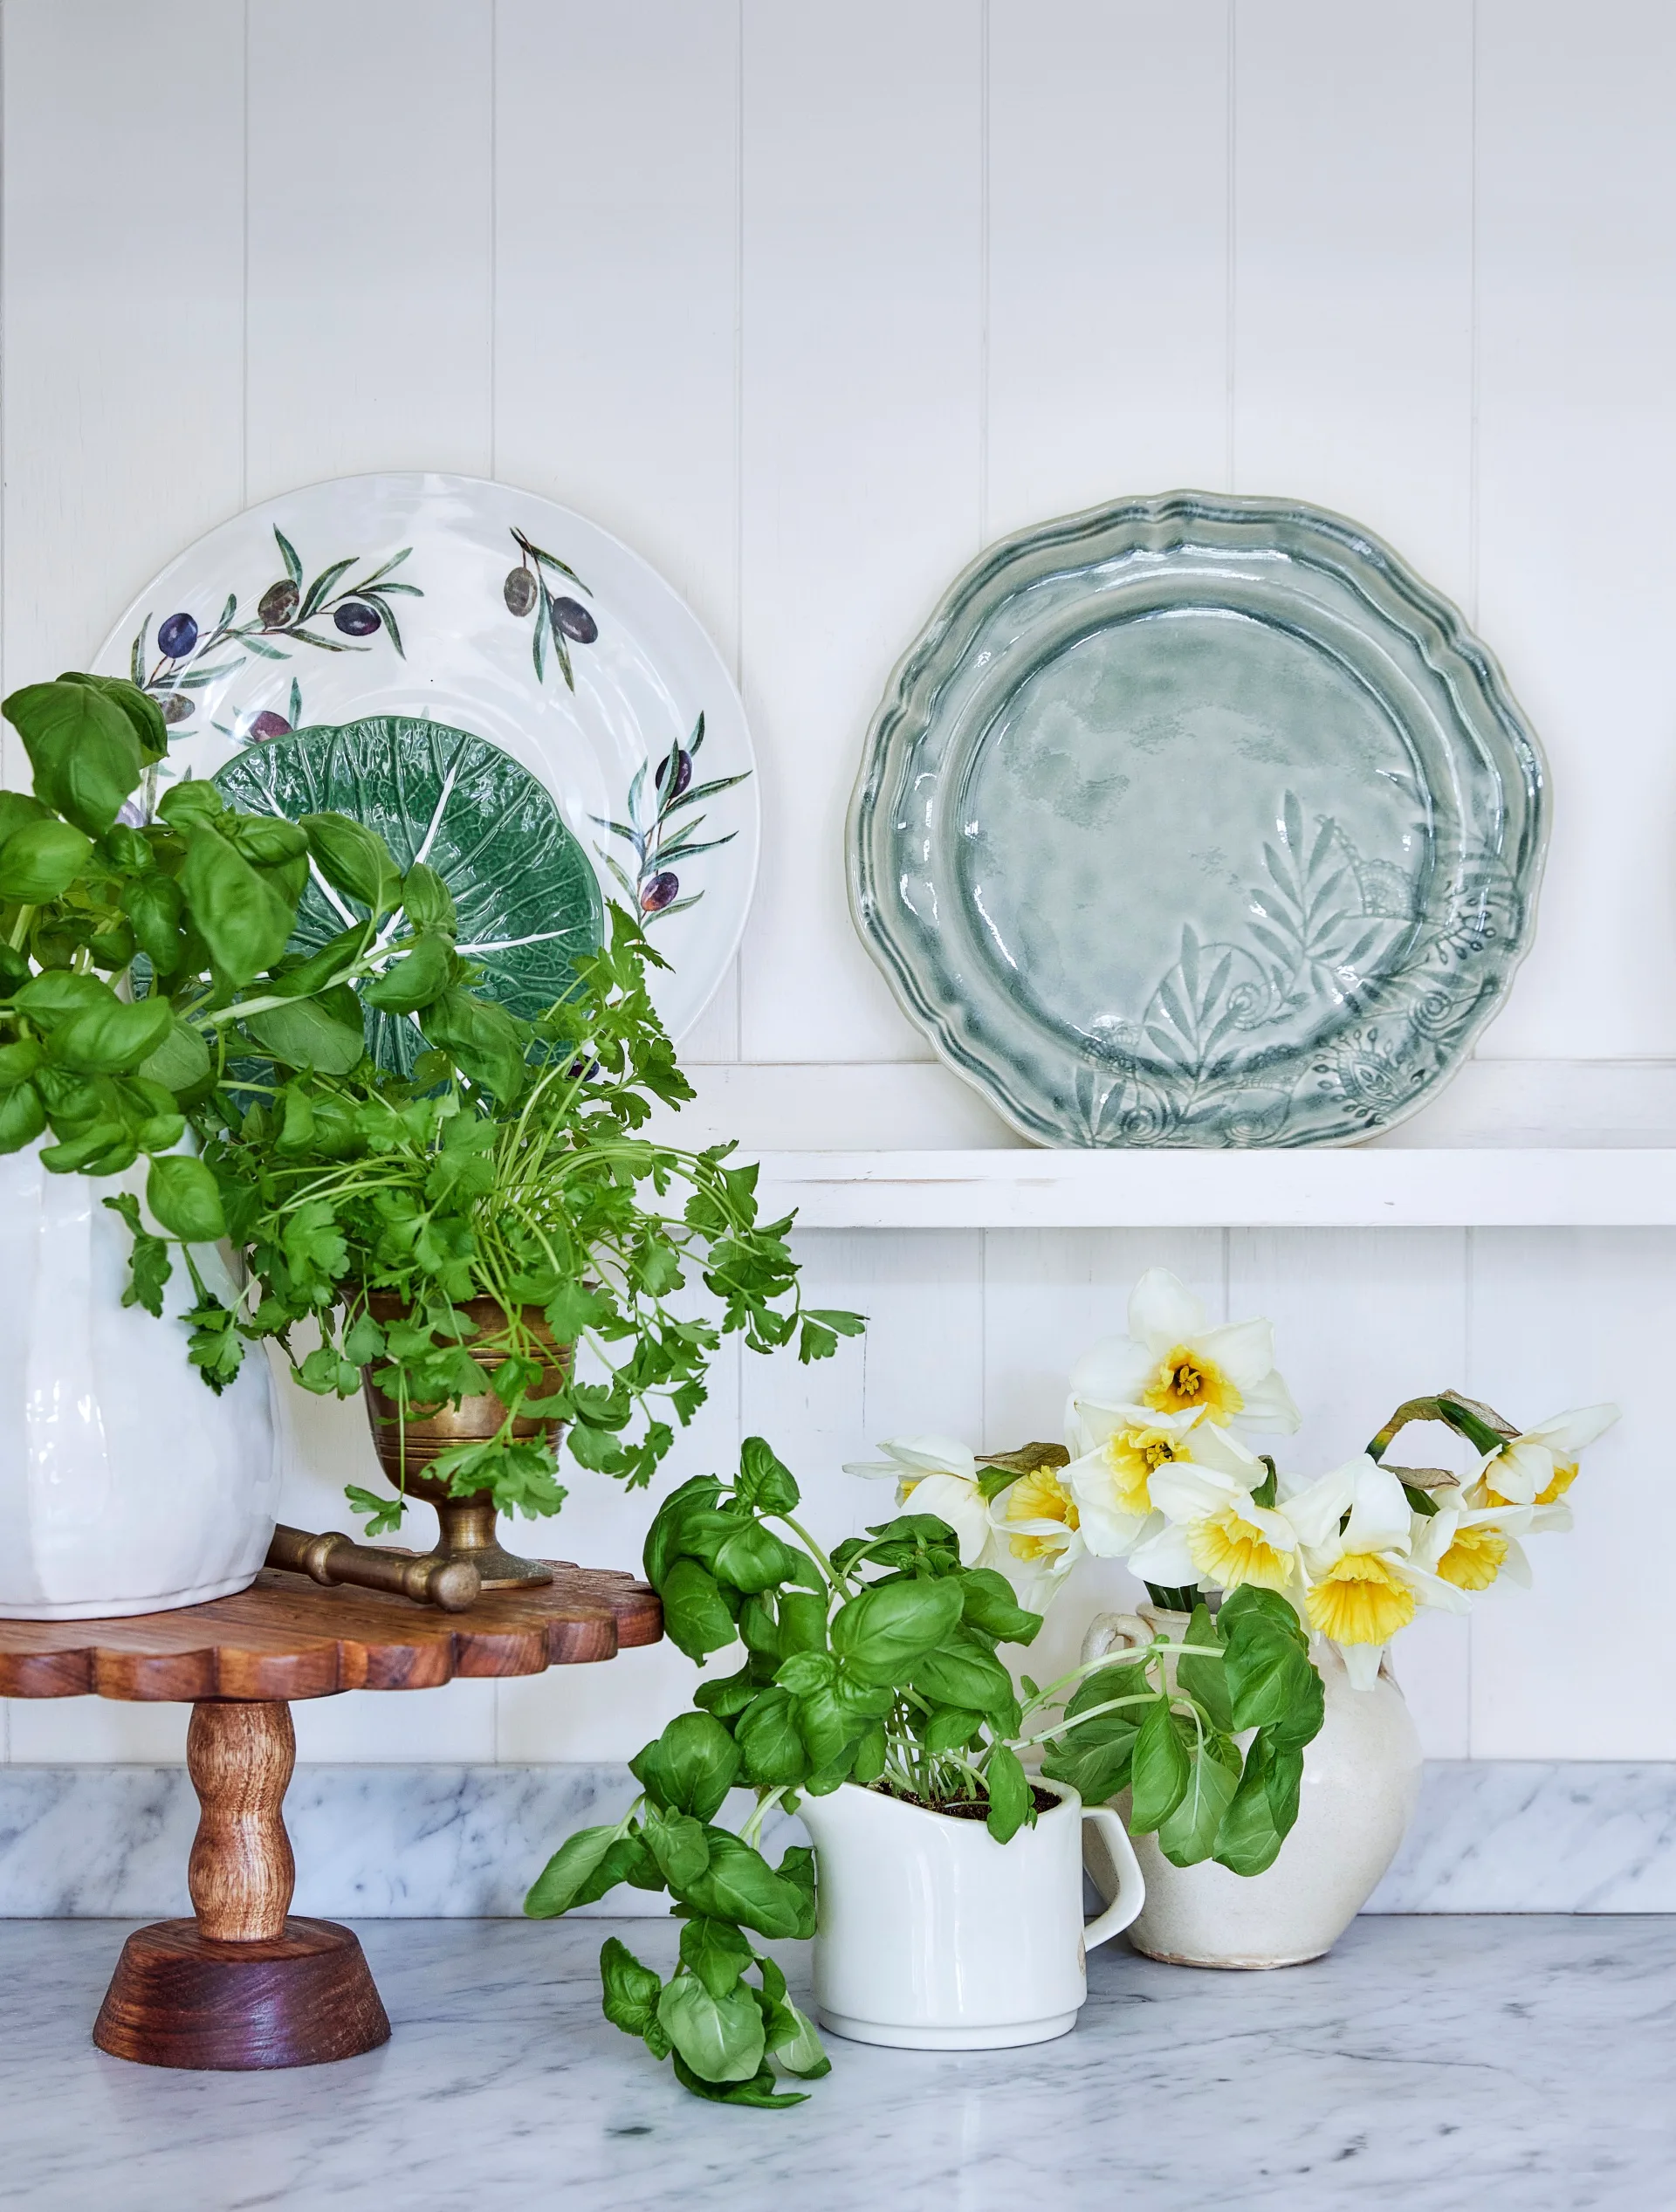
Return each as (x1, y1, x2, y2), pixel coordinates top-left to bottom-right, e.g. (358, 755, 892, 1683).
(186, 1700, 296, 1942)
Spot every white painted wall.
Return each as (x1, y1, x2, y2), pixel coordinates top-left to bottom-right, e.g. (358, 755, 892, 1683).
(2, 0, 1669, 1769)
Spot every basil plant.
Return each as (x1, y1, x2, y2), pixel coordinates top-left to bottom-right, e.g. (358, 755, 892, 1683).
(525, 1438, 1327, 2107)
(0, 677, 428, 1280)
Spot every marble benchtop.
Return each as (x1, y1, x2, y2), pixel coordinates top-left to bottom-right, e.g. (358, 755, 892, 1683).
(0, 1914, 1671, 2212)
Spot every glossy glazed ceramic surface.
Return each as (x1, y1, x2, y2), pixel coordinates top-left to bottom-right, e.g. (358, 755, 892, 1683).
(849, 491, 1548, 1147)
(799, 1779, 1143, 2049)
(93, 472, 758, 1042)
(0, 1147, 278, 1619)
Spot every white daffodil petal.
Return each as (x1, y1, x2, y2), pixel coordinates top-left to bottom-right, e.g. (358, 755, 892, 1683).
(1343, 1461, 1415, 1555)
(1497, 1535, 1534, 1588)
(1127, 1267, 1207, 1355)
(1480, 1438, 1549, 1505)
(900, 1472, 990, 1564)
(1126, 1520, 1199, 1587)
(1245, 1501, 1302, 1554)
(1338, 1640, 1386, 1693)
(1528, 1403, 1620, 1458)
(1065, 1453, 1152, 1559)
(1527, 1501, 1575, 1537)
(1192, 1316, 1277, 1393)
(1147, 1460, 1245, 1525)
(1067, 1336, 1156, 1408)
(1233, 1366, 1304, 1437)
(1183, 1421, 1262, 1478)
(1281, 1463, 1361, 1549)
(879, 1434, 979, 1480)
(1394, 1558, 1473, 1615)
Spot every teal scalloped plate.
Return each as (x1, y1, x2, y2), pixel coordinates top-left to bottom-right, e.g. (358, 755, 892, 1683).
(848, 491, 1548, 1148)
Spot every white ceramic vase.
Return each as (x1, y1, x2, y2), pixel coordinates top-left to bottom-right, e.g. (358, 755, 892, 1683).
(796, 1777, 1144, 2049)
(0, 1145, 278, 1619)
(1081, 1605, 1421, 1969)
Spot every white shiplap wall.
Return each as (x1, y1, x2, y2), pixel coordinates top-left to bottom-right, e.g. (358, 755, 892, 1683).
(3, 0, 1672, 1769)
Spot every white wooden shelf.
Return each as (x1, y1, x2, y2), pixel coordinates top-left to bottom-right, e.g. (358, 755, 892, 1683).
(752, 1149, 1676, 1231)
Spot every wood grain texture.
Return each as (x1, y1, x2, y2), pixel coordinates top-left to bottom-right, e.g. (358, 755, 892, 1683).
(93, 1917, 390, 2070)
(0, 1564, 660, 1703)
(187, 1703, 296, 1942)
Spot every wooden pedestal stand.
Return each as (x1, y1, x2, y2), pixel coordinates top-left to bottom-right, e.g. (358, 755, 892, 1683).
(0, 1563, 660, 2071)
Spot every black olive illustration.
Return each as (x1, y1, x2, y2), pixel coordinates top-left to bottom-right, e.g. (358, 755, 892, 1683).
(333, 601, 381, 637)
(156, 611, 198, 659)
(641, 871, 679, 913)
(550, 596, 598, 644)
(249, 710, 292, 741)
(161, 693, 193, 725)
(654, 748, 693, 800)
(504, 567, 538, 616)
(258, 580, 300, 627)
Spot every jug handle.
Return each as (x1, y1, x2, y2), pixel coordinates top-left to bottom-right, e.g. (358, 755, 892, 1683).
(1080, 1805, 1144, 1950)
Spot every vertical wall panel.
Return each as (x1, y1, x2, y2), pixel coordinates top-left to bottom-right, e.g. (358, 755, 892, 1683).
(738, 0, 984, 1065)
(245, 0, 494, 498)
(986, 0, 1230, 536)
(1233, 0, 1475, 602)
(0, 0, 244, 763)
(1474, 1, 1676, 1060)
(0, 0, 244, 1759)
(495, 0, 745, 1063)
(1467, 1227, 1666, 1757)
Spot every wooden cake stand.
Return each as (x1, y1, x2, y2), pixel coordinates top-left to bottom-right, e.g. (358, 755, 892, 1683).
(0, 1563, 660, 2071)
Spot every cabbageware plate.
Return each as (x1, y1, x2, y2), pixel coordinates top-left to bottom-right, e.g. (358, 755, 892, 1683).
(848, 491, 1547, 1147)
(92, 471, 757, 1041)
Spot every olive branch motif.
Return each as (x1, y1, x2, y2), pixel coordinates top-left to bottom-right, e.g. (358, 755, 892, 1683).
(501, 528, 599, 692)
(131, 526, 422, 735)
(592, 713, 750, 919)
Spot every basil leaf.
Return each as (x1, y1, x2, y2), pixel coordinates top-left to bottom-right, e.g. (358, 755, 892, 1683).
(361, 933, 452, 1013)
(0, 818, 92, 901)
(1157, 1735, 1240, 1866)
(984, 1742, 1033, 1844)
(736, 1434, 800, 1515)
(243, 989, 367, 1075)
(1129, 1700, 1192, 1833)
(628, 1711, 740, 1821)
(677, 1914, 754, 2001)
(681, 1831, 806, 1940)
(958, 1568, 1043, 1646)
(145, 1152, 227, 1242)
(829, 1576, 965, 1688)
(736, 1688, 808, 1788)
(712, 1521, 800, 1595)
(3, 678, 142, 835)
(910, 1630, 1015, 1716)
(180, 824, 294, 984)
(598, 1935, 665, 2046)
(1176, 1602, 1233, 1732)
(51, 994, 174, 1075)
(300, 811, 402, 916)
(523, 1823, 622, 1917)
(656, 1974, 766, 2085)
(659, 1558, 739, 1662)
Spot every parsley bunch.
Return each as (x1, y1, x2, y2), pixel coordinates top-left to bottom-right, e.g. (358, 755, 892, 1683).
(178, 910, 862, 1533)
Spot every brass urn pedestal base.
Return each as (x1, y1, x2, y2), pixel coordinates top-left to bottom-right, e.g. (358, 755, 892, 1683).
(403, 1480, 554, 1592)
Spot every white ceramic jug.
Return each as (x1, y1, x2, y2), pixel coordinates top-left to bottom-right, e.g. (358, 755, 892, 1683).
(0, 1146, 278, 1618)
(1082, 1606, 1422, 1968)
(797, 1777, 1144, 2049)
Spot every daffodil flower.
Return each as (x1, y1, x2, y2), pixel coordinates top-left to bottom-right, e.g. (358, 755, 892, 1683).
(841, 1433, 992, 1564)
(1470, 1403, 1620, 1510)
(1062, 1402, 1212, 1558)
(1068, 1267, 1302, 1439)
(986, 1462, 1087, 1607)
(1281, 1453, 1468, 1689)
(1410, 1494, 1535, 1595)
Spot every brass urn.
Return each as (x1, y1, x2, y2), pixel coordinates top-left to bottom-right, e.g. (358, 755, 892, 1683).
(360, 1293, 567, 1590)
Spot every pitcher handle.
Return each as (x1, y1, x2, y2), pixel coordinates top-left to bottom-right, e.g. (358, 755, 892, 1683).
(1080, 1805, 1144, 1950)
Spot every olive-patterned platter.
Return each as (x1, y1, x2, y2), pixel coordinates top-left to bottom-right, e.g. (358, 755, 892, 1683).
(848, 490, 1548, 1148)
(92, 471, 757, 1042)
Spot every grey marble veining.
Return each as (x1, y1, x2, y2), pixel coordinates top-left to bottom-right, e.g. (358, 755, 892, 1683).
(0, 1915, 1672, 2212)
(3, 1760, 1674, 1919)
